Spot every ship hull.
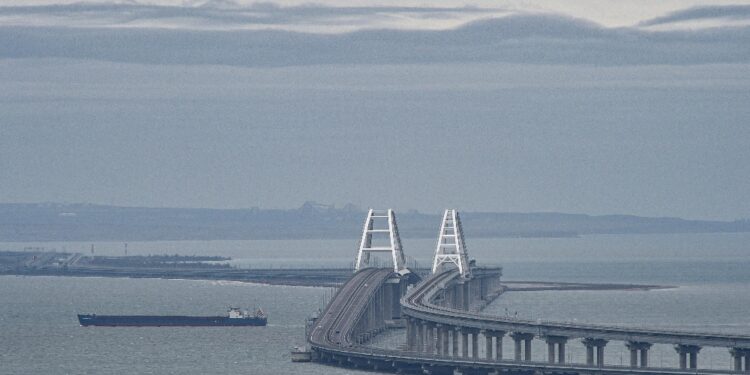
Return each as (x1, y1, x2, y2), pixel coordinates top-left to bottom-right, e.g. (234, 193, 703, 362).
(78, 314, 267, 327)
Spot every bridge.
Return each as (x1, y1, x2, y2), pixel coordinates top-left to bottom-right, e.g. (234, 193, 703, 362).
(306, 209, 750, 374)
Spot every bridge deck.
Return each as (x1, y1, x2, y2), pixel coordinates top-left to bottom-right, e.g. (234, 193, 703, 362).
(403, 269, 750, 348)
(309, 267, 749, 375)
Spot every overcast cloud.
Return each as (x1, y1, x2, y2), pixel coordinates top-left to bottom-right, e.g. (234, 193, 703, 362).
(1, 2, 749, 220)
(2, 11, 750, 67)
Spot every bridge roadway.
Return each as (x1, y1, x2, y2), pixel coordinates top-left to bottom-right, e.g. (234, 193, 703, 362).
(309, 268, 750, 375)
(402, 269, 750, 348)
(310, 267, 395, 348)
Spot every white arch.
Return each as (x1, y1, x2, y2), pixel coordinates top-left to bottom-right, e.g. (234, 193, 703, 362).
(354, 209, 406, 273)
(431, 209, 471, 278)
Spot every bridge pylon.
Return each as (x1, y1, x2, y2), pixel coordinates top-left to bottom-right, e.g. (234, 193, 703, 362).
(431, 209, 471, 278)
(354, 209, 407, 273)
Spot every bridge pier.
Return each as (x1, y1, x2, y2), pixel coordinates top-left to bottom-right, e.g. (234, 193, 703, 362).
(676, 345, 699, 369)
(405, 317, 415, 351)
(438, 324, 450, 356)
(458, 328, 472, 358)
(482, 330, 493, 360)
(462, 282, 471, 310)
(442, 327, 451, 356)
(510, 332, 534, 361)
(493, 331, 504, 360)
(451, 286, 459, 309)
(383, 281, 393, 322)
(731, 347, 750, 373)
(675, 344, 701, 369)
(454, 283, 464, 310)
(582, 338, 608, 367)
(479, 277, 487, 301)
(436, 324, 444, 355)
(376, 287, 385, 330)
(415, 320, 424, 353)
(730, 348, 745, 372)
(544, 336, 568, 364)
(626, 341, 652, 368)
(470, 329, 480, 359)
(453, 327, 461, 357)
(429, 322, 438, 354)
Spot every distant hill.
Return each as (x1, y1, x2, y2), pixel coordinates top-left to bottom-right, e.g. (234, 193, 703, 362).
(0, 202, 748, 242)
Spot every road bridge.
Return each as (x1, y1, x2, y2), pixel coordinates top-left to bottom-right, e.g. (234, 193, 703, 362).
(402, 268, 750, 373)
(306, 209, 750, 374)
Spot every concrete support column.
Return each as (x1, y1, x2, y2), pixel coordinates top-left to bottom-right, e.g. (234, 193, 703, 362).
(729, 348, 745, 372)
(691, 352, 698, 369)
(545, 336, 568, 364)
(441, 326, 450, 356)
(734, 352, 750, 373)
(690, 352, 698, 368)
(423, 322, 434, 354)
(430, 323, 438, 354)
(405, 317, 414, 350)
(394, 280, 405, 319)
(626, 341, 652, 368)
(675, 345, 701, 370)
(510, 332, 534, 362)
(470, 330, 479, 359)
(547, 342, 556, 363)
(495, 332, 504, 361)
(454, 284, 463, 310)
(435, 325, 444, 355)
(382, 283, 392, 322)
(524, 338, 532, 361)
(559, 341, 566, 364)
(378, 289, 384, 328)
(679, 352, 687, 369)
(452, 328, 460, 357)
(368, 300, 375, 331)
(582, 338, 608, 367)
(630, 349, 638, 367)
(406, 318, 413, 348)
(483, 331, 493, 360)
(462, 282, 471, 310)
(461, 329, 469, 358)
(586, 345, 595, 366)
(480, 277, 487, 300)
(514, 335, 523, 361)
(415, 320, 423, 353)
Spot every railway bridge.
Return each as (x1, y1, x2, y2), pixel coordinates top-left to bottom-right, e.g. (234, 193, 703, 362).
(307, 209, 750, 375)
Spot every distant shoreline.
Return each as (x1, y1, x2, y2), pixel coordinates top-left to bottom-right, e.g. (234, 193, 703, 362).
(0, 272, 671, 292)
(501, 280, 675, 292)
(0, 250, 673, 290)
(2, 202, 748, 242)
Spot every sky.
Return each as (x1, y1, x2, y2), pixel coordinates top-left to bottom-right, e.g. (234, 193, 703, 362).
(1, 1, 749, 220)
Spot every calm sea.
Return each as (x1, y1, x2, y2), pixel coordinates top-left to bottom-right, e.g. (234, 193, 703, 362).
(1, 233, 749, 374)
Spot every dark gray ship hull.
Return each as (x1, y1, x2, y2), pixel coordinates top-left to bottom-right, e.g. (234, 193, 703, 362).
(78, 314, 267, 327)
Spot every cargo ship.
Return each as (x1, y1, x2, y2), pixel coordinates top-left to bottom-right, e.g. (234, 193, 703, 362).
(78, 307, 267, 327)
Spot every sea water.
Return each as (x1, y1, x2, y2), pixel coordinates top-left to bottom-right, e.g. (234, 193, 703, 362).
(1, 232, 748, 374)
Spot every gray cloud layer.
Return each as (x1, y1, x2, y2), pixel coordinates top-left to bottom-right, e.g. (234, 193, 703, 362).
(2, 13, 749, 67)
(0, 2, 499, 27)
(2, 5, 750, 218)
(639, 5, 750, 26)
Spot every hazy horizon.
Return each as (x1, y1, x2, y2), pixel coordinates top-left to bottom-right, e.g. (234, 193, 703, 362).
(2, 1, 749, 221)
(3, 200, 750, 222)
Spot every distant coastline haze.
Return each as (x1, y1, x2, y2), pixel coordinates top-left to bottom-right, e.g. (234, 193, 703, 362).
(1, 1, 749, 220)
(1, 202, 747, 242)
